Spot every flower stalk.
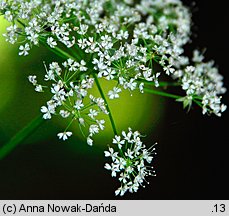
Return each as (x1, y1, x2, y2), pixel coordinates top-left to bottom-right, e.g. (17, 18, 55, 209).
(0, 115, 44, 160)
(93, 74, 118, 135)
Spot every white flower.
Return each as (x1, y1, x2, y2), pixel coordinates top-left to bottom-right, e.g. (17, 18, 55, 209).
(163, 65, 175, 75)
(97, 119, 105, 130)
(139, 82, 144, 93)
(79, 24, 89, 35)
(87, 136, 93, 146)
(49, 62, 61, 75)
(100, 35, 112, 49)
(79, 60, 87, 71)
(221, 104, 227, 113)
(19, 43, 30, 56)
(78, 38, 87, 49)
(64, 59, 79, 71)
(74, 100, 84, 110)
(125, 148, 134, 159)
(41, 104, 55, 119)
(27, 32, 39, 45)
(104, 147, 118, 160)
(4, 10, 13, 22)
(108, 87, 121, 99)
(79, 117, 85, 126)
(142, 149, 154, 163)
(57, 131, 72, 141)
(35, 85, 43, 92)
(112, 135, 125, 149)
(88, 109, 98, 119)
(117, 30, 129, 40)
(185, 66, 195, 73)
(126, 79, 137, 91)
(28, 75, 37, 85)
(51, 83, 66, 102)
(106, 68, 116, 80)
(122, 129, 132, 142)
(89, 124, 99, 134)
(115, 186, 127, 196)
(47, 37, 57, 48)
(104, 163, 119, 177)
(192, 50, 204, 63)
(60, 110, 70, 118)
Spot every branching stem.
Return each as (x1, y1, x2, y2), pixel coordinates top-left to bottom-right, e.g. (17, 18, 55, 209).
(144, 88, 181, 99)
(93, 74, 118, 135)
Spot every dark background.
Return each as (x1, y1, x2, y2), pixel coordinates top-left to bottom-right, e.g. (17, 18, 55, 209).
(0, 1, 228, 199)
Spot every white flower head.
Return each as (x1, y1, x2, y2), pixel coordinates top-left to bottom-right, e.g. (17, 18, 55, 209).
(89, 124, 99, 135)
(112, 135, 125, 149)
(74, 100, 84, 110)
(60, 110, 70, 118)
(104, 128, 157, 196)
(41, 103, 55, 119)
(19, 43, 30, 56)
(28, 75, 37, 85)
(47, 37, 57, 48)
(35, 85, 43, 92)
(87, 136, 93, 146)
(108, 87, 122, 99)
(57, 131, 72, 141)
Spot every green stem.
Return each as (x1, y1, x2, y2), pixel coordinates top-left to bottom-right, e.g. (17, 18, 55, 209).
(0, 115, 44, 160)
(144, 87, 181, 99)
(93, 74, 118, 135)
(193, 99, 202, 108)
(142, 80, 180, 87)
(40, 38, 78, 60)
(51, 46, 77, 60)
(17, 19, 26, 27)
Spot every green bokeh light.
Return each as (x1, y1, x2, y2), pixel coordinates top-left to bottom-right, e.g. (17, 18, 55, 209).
(56, 78, 165, 146)
(0, 17, 16, 112)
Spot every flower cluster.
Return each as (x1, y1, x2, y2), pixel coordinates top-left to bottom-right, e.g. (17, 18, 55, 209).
(28, 59, 108, 145)
(1, 0, 226, 118)
(173, 50, 227, 116)
(104, 128, 157, 196)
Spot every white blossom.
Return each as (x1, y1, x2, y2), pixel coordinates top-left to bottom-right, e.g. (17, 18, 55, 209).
(105, 128, 157, 196)
(19, 43, 30, 56)
(28, 75, 37, 85)
(47, 37, 57, 48)
(41, 104, 55, 119)
(60, 110, 70, 118)
(57, 131, 72, 141)
(112, 135, 125, 149)
(108, 87, 122, 99)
